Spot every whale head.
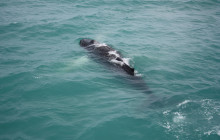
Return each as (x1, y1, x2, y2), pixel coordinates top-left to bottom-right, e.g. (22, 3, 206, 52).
(79, 39, 95, 47)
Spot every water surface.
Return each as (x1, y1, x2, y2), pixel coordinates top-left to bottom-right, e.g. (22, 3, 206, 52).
(0, 0, 220, 139)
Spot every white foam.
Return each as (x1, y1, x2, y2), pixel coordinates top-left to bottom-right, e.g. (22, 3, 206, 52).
(204, 126, 220, 136)
(33, 75, 41, 79)
(207, 116, 213, 120)
(122, 58, 130, 65)
(163, 110, 171, 115)
(108, 50, 120, 58)
(163, 122, 171, 129)
(173, 112, 185, 123)
(204, 130, 213, 135)
(217, 130, 220, 136)
(134, 70, 142, 77)
(87, 43, 106, 48)
(177, 100, 191, 107)
(110, 59, 124, 66)
(135, 73, 142, 77)
(94, 43, 107, 48)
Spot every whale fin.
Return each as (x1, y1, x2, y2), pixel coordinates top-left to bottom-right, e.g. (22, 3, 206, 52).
(122, 63, 135, 76)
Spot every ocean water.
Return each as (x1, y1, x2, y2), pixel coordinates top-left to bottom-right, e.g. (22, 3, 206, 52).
(0, 0, 220, 139)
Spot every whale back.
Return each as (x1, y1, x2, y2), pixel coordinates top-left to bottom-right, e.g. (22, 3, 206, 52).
(79, 39, 135, 76)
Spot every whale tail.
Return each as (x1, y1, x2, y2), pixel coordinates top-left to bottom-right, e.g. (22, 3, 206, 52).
(122, 63, 135, 76)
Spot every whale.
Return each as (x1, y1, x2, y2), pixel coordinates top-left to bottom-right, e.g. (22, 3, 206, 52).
(79, 39, 135, 76)
(79, 38, 160, 105)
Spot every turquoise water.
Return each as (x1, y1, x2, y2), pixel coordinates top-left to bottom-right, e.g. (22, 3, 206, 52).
(0, 0, 220, 139)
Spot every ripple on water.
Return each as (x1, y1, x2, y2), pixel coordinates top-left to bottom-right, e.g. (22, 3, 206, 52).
(161, 99, 220, 139)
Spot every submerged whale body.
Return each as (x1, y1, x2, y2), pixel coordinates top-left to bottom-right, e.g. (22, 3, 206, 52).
(79, 39, 135, 76)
